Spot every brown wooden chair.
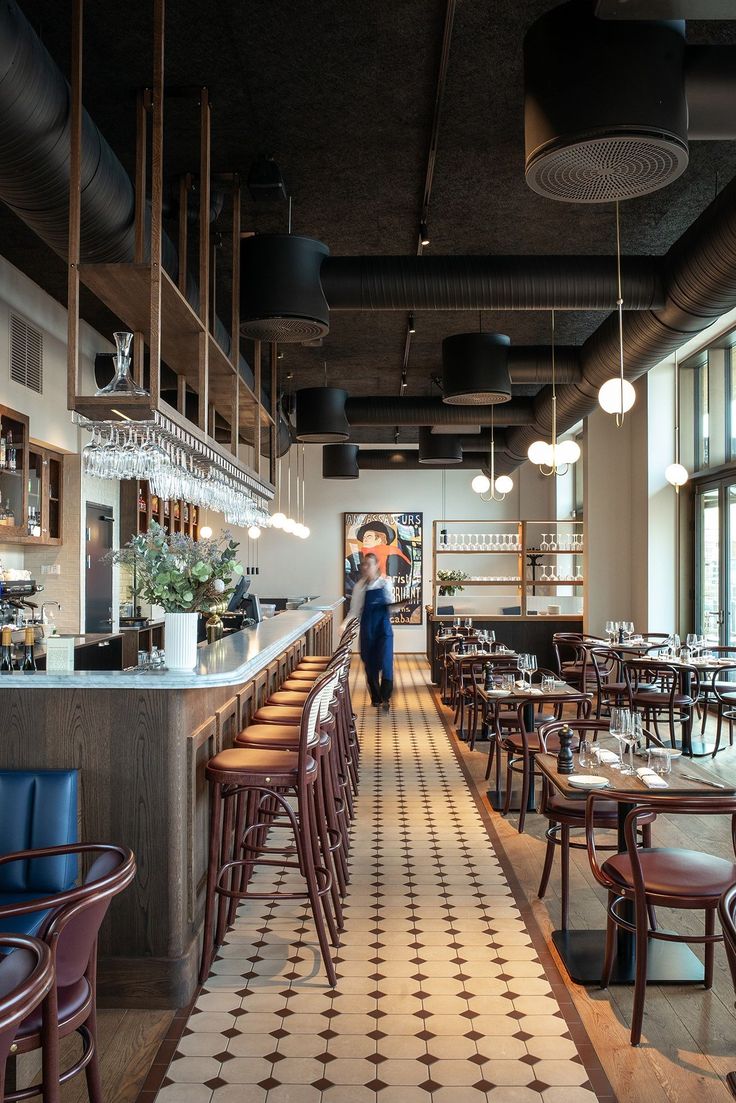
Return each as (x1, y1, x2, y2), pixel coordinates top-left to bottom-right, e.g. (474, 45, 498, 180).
(0, 936, 54, 1103)
(718, 881, 736, 1098)
(587, 793, 736, 1045)
(536, 718, 660, 929)
(623, 658, 701, 752)
(700, 653, 736, 754)
(0, 844, 136, 1103)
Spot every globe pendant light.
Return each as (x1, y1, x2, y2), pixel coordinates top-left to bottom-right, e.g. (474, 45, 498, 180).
(598, 201, 636, 425)
(665, 351, 689, 492)
(527, 309, 580, 477)
(472, 405, 514, 501)
(442, 332, 512, 405)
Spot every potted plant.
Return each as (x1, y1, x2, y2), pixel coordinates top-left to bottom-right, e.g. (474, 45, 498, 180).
(109, 522, 242, 671)
(437, 569, 469, 597)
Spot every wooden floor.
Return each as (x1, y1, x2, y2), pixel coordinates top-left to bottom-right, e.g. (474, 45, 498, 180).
(442, 672, 736, 1103)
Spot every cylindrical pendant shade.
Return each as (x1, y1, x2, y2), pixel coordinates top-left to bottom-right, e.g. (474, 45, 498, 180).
(442, 333, 512, 405)
(418, 427, 462, 465)
(240, 234, 330, 343)
(296, 387, 350, 443)
(323, 443, 359, 479)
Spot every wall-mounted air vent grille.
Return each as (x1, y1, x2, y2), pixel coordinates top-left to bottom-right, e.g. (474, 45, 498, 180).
(9, 313, 43, 394)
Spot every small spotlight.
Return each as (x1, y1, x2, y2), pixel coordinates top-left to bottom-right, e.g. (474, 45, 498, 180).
(401, 372, 408, 391)
(408, 313, 416, 335)
(420, 221, 430, 247)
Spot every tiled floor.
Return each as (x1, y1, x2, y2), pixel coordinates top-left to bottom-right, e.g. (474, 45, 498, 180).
(152, 656, 615, 1103)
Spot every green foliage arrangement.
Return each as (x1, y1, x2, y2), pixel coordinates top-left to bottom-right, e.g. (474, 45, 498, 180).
(436, 568, 469, 597)
(109, 521, 242, 613)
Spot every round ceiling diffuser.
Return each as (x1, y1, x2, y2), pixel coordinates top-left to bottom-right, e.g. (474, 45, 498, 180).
(295, 387, 349, 443)
(240, 234, 330, 343)
(418, 427, 462, 465)
(322, 443, 359, 479)
(524, 1, 688, 203)
(442, 333, 512, 406)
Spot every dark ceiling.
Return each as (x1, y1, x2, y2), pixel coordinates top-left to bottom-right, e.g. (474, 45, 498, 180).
(5, 1, 736, 442)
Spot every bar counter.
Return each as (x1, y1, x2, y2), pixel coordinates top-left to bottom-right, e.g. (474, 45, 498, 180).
(0, 602, 340, 1008)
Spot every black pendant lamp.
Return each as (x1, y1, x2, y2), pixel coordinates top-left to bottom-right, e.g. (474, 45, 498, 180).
(240, 234, 330, 343)
(323, 443, 359, 479)
(418, 427, 462, 465)
(296, 387, 350, 443)
(442, 333, 512, 405)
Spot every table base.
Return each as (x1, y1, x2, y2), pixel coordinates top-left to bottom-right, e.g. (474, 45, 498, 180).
(551, 928, 705, 986)
(687, 738, 717, 757)
(486, 785, 536, 814)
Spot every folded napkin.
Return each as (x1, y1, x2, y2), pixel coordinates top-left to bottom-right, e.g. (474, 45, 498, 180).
(635, 766, 668, 788)
(595, 749, 619, 765)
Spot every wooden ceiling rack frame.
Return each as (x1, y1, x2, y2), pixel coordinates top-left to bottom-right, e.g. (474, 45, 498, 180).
(65, 0, 275, 496)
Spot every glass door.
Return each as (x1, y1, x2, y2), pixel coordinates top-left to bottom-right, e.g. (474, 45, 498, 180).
(694, 479, 736, 645)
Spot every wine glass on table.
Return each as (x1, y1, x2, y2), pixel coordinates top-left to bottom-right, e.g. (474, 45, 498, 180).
(526, 653, 538, 688)
(609, 707, 632, 772)
(517, 654, 528, 688)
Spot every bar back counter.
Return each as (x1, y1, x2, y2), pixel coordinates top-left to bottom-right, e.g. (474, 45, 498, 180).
(0, 600, 341, 1008)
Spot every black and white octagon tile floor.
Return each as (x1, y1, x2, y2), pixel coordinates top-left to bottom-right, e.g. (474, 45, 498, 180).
(152, 655, 615, 1103)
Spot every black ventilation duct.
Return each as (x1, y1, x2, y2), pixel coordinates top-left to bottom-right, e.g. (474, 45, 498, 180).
(418, 428, 462, 465)
(524, 1, 688, 202)
(322, 443, 359, 479)
(358, 450, 508, 473)
(240, 234, 330, 343)
(295, 387, 349, 443)
(345, 396, 534, 427)
(442, 333, 512, 405)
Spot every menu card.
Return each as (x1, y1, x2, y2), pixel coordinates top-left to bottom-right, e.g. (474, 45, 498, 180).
(44, 636, 75, 672)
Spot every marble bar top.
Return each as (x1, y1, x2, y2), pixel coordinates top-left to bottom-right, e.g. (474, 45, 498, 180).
(0, 608, 327, 690)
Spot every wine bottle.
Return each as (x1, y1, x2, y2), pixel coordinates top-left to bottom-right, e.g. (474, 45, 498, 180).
(21, 626, 36, 671)
(0, 433, 6, 468)
(0, 625, 13, 672)
(7, 430, 15, 471)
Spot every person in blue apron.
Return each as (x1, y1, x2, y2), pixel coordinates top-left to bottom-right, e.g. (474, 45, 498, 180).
(347, 552, 394, 711)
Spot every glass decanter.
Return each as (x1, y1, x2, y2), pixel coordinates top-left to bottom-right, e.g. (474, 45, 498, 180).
(95, 331, 149, 396)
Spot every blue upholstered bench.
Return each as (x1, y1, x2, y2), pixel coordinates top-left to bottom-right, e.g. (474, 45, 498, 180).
(0, 770, 78, 937)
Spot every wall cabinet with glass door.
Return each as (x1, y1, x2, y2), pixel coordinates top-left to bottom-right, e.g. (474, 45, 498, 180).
(120, 479, 200, 544)
(0, 404, 63, 545)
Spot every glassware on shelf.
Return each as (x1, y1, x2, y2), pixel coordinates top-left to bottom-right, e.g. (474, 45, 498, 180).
(548, 534, 557, 550)
(95, 331, 149, 397)
(576, 566, 583, 581)
(449, 533, 458, 550)
(540, 565, 549, 583)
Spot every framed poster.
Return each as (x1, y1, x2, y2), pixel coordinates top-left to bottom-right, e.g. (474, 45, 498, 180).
(344, 512, 423, 625)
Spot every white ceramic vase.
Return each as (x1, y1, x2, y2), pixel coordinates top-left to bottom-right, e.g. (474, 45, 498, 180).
(164, 611, 199, 671)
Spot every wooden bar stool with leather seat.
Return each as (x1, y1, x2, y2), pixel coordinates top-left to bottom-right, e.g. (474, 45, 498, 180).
(199, 672, 340, 987)
(536, 719, 659, 930)
(587, 793, 736, 1045)
(0, 936, 54, 1103)
(0, 844, 136, 1103)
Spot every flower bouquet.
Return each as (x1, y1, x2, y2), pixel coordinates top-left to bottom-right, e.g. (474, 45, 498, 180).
(437, 569, 469, 597)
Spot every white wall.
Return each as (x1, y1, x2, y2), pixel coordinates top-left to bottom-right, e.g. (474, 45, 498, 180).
(213, 448, 555, 653)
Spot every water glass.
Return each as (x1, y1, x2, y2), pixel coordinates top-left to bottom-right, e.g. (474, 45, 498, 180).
(541, 674, 554, 692)
(502, 672, 516, 691)
(578, 738, 593, 768)
(648, 747, 672, 777)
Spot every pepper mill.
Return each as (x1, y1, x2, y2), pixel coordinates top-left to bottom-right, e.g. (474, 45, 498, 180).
(556, 723, 575, 774)
(484, 662, 494, 691)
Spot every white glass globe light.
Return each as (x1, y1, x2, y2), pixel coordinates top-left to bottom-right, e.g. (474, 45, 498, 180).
(471, 473, 491, 494)
(282, 517, 296, 533)
(528, 440, 553, 466)
(598, 377, 636, 415)
(199, 525, 213, 539)
(556, 439, 581, 464)
(293, 523, 305, 538)
(271, 512, 286, 529)
(494, 475, 514, 495)
(301, 525, 311, 539)
(665, 462, 689, 488)
(248, 525, 261, 539)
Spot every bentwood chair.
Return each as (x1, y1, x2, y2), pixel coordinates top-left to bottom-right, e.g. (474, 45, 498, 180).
(0, 844, 136, 1102)
(587, 793, 736, 1045)
(0, 936, 54, 1103)
(718, 882, 736, 1097)
(536, 719, 660, 929)
(698, 651, 736, 754)
(623, 659, 701, 752)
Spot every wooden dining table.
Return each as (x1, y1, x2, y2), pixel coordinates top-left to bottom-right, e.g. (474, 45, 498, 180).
(536, 751, 736, 986)
(477, 680, 588, 810)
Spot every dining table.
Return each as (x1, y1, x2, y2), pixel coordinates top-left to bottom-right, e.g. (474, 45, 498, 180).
(536, 750, 736, 986)
(625, 653, 736, 756)
(477, 679, 589, 811)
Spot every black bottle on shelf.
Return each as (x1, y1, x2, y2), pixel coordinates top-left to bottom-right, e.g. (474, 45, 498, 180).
(20, 626, 36, 671)
(0, 625, 13, 671)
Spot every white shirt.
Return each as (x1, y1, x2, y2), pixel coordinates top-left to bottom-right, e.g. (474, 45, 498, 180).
(345, 575, 394, 624)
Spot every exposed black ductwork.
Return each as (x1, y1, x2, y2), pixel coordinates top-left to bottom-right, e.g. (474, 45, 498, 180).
(507, 346, 580, 384)
(320, 254, 663, 311)
(345, 396, 534, 428)
(357, 449, 513, 474)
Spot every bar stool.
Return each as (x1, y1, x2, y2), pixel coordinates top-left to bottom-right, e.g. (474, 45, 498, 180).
(0, 936, 54, 1103)
(199, 671, 341, 987)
